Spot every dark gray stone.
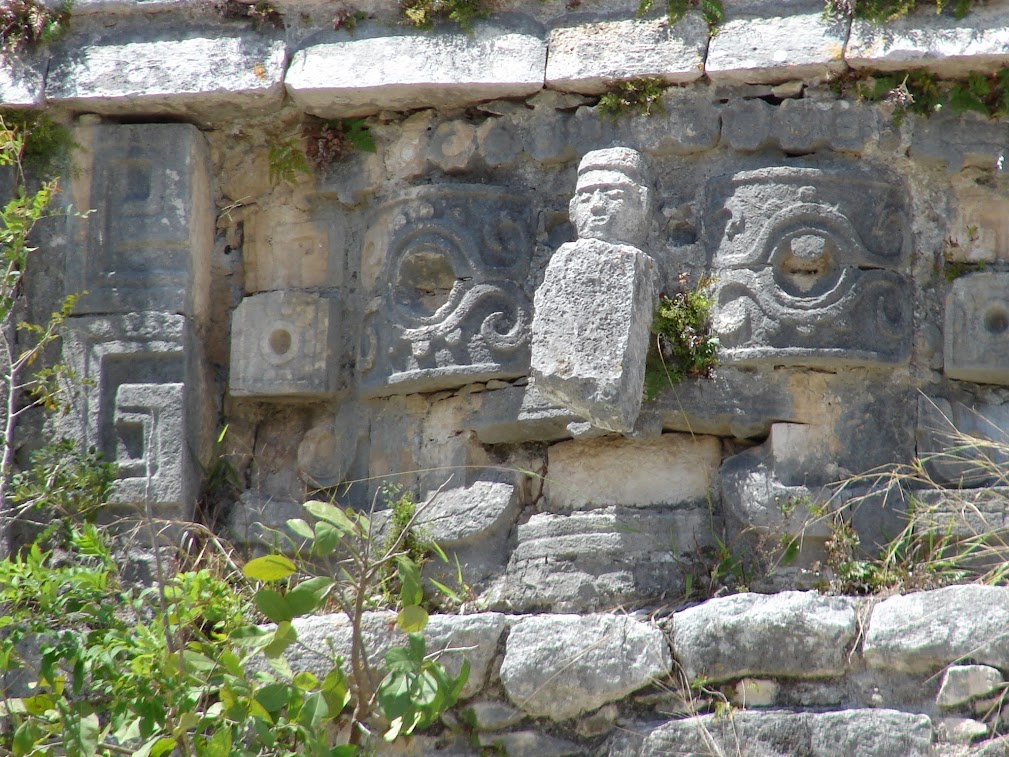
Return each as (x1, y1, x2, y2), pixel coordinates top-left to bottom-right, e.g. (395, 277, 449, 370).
(945, 273, 1009, 385)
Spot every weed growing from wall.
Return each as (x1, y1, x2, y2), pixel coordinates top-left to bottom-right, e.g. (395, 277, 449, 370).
(643, 280, 719, 402)
(303, 117, 376, 171)
(637, 0, 724, 29)
(825, 0, 974, 21)
(216, 0, 284, 29)
(599, 78, 667, 119)
(400, 0, 491, 30)
(0, 0, 71, 54)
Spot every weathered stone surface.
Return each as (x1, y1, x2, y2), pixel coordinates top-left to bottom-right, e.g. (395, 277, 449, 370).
(286, 24, 546, 118)
(47, 25, 286, 118)
(847, 11, 1009, 77)
(705, 166, 912, 367)
(477, 731, 581, 757)
(227, 492, 303, 552)
(230, 291, 340, 399)
(917, 396, 1009, 487)
(673, 591, 859, 682)
(546, 434, 720, 510)
(500, 614, 670, 721)
(911, 487, 1009, 536)
(545, 16, 706, 94)
(911, 112, 1008, 173)
(415, 481, 518, 547)
(429, 121, 478, 174)
(937, 665, 1004, 708)
(635, 709, 932, 757)
(462, 701, 524, 731)
(463, 383, 580, 445)
(945, 273, 1009, 385)
(531, 242, 654, 431)
(706, 13, 848, 84)
(937, 716, 988, 745)
(59, 313, 212, 522)
(864, 585, 1009, 672)
(720, 98, 775, 151)
(0, 54, 45, 107)
(242, 214, 332, 293)
(296, 403, 366, 489)
(611, 90, 722, 156)
(358, 185, 533, 397)
(495, 506, 712, 612)
(67, 122, 212, 321)
(284, 611, 507, 699)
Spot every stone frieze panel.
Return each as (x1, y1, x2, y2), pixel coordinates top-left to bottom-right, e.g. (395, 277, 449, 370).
(358, 185, 533, 398)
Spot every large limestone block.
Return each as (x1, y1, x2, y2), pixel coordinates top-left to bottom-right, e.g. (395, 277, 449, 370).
(496, 506, 712, 612)
(636, 709, 932, 757)
(706, 13, 848, 84)
(282, 611, 507, 700)
(463, 383, 580, 445)
(545, 16, 706, 94)
(47, 25, 287, 118)
(286, 24, 546, 118)
(230, 291, 340, 399)
(531, 238, 656, 433)
(358, 185, 533, 397)
(945, 273, 1009, 385)
(937, 665, 1004, 708)
(414, 481, 519, 548)
(864, 585, 1009, 673)
(0, 55, 45, 107)
(847, 10, 1009, 77)
(546, 434, 719, 510)
(67, 122, 212, 321)
(673, 591, 859, 682)
(499, 614, 670, 721)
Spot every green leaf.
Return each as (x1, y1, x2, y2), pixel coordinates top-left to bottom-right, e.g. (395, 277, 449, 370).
(286, 518, 315, 540)
(304, 500, 357, 533)
(298, 691, 329, 728)
(243, 555, 297, 582)
(314, 521, 341, 557)
(396, 604, 428, 633)
(287, 576, 332, 617)
(395, 555, 423, 607)
(230, 624, 275, 649)
(12, 720, 42, 757)
(254, 588, 293, 623)
(64, 711, 99, 757)
(330, 747, 359, 757)
(292, 671, 319, 690)
(263, 620, 297, 658)
(256, 682, 291, 714)
(202, 728, 232, 757)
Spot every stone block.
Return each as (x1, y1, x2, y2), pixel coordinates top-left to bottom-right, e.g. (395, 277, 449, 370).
(911, 113, 1008, 173)
(937, 665, 1004, 708)
(227, 492, 304, 552)
(545, 16, 706, 94)
(67, 123, 212, 321)
(358, 185, 533, 397)
(612, 90, 722, 156)
(531, 239, 656, 433)
(495, 506, 712, 612)
(704, 166, 912, 367)
(847, 11, 1009, 77)
(286, 24, 546, 118)
(706, 13, 848, 84)
(242, 215, 332, 293)
(229, 291, 340, 399)
(546, 434, 720, 510)
(463, 383, 579, 444)
(636, 709, 932, 757)
(864, 585, 1009, 672)
(59, 312, 212, 522)
(917, 396, 1009, 487)
(673, 591, 858, 682)
(0, 54, 45, 107)
(500, 614, 670, 721)
(773, 98, 835, 153)
(945, 273, 1009, 385)
(477, 731, 580, 757)
(462, 701, 524, 731)
(720, 98, 774, 151)
(47, 24, 287, 119)
(911, 487, 1009, 536)
(415, 481, 519, 548)
(429, 121, 477, 174)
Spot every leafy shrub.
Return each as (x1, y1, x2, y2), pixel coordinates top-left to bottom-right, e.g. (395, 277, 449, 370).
(637, 0, 724, 28)
(825, 0, 973, 21)
(0, 0, 71, 54)
(643, 282, 719, 401)
(598, 78, 667, 119)
(400, 0, 490, 30)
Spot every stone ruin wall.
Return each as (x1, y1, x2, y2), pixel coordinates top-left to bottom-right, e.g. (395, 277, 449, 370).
(13, 0, 1009, 753)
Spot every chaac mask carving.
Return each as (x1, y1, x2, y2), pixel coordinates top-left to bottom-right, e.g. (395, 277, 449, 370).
(703, 167, 912, 367)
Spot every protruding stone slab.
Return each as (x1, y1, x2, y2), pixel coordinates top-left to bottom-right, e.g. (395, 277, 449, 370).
(286, 25, 546, 118)
(705, 166, 912, 367)
(864, 585, 1009, 673)
(545, 16, 706, 94)
(673, 591, 859, 682)
(0, 55, 46, 107)
(358, 185, 533, 397)
(500, 614, 670, 721)
(67, 122, 212, 321)
(547, 434, 719, 510)
(47, 26, 287, 118)
(415, 481, 519, 548)
(636, 709, 932, 757)
(945, 273, 1009, 385)
(495, 506, 712, 612)
(463, 383, 580, 445)
(706, 13, 848, 84)
(937, 665, 1004, 708)
(847, 11, 1009, 77)
(230, 291, 340, 399)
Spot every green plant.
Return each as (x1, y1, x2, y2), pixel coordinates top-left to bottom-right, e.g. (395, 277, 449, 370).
(268, 138, 312, 185)
(638, 0, 724, 29)
(941, 237, 987, 282)
(303, 117, 376, 171)
(0, 110, 75, 171)
(643, 281, 719, 402)
(0, 0, 72, 54)
(216, 0, 284, 28)
(598, 78, 667, 119)
(825, 0, 973, 22)
(400, 0, 491, 30)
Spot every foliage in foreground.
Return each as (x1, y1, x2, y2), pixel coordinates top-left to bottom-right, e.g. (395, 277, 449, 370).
(643, 282, 719, 402)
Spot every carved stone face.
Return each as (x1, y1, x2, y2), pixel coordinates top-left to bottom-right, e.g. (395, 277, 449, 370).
(570, 170, 649, 247)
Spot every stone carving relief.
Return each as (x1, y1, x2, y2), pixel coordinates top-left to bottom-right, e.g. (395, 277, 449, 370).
(358, 185, 533, 398)
(703, 167, 912, 367)
(530, 147, 657, 433)
(944, 272, 1009, 385)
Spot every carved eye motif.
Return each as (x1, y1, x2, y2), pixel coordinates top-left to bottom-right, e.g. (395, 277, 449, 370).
(394, 246, 458, 318)
(773, 231, 841, 296)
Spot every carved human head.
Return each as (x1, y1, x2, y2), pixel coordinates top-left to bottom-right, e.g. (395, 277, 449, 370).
(570, 147, 651, 247)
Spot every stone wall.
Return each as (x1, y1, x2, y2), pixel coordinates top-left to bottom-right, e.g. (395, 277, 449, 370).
(11, 0, 1009, 752)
